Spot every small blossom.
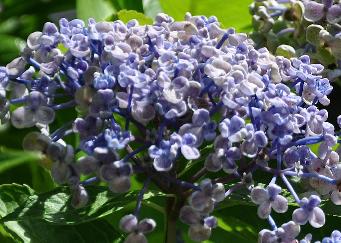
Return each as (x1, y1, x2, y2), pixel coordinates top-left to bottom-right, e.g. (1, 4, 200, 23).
(119, 214, 156, 243)
(179, 206, 217, 242)
(189, 179, 225, 212)
(148, 139, 179, 172)
(258, 221, 300, 243)
(322, 230, 341, 243)
(292, 195, 325, 228)
(251, 184, 288, 219)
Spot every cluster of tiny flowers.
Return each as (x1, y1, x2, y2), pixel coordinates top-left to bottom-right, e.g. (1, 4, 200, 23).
(0, 11, 341, 242)
(250, 0, 341, 81)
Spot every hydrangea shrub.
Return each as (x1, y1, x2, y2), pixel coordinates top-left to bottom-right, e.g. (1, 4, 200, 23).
(0, 6, 341, 243)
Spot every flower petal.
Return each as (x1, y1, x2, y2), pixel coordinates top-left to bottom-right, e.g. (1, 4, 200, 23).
(204, 216, 217, 228)
(240, 140, 258, 158)
(35, 106, 55, 125)
(212, 183, 225, 202)
(279, 221, 300, 239)
(11, 107, 35, 128)
(309, 207, 325, 228)
(138, 218, 156, 233)
(326, 4, 341, 24)
(153, 156, 173, 172)
(258, 229, 277, 243)
(189, 191, 209, 211)
(71, 185, 89, 209)
(204, 153, 223, 172)
(188, 224, 212, 242)
(108, 176, 131, 193)
(181, 144, 200, 160)
(124, 233, 147, 243)
(179, 206, 201, 225)
(304, 1, 325, 22)
(257, 201, 272, 219)
(292, 208, 309, 225)
(331, 190, 341, 205)
(251, 187, 268, 204)
(119, 214, 138, 233)
(6, 57, 26, 77)
(272, 195, 288, 213)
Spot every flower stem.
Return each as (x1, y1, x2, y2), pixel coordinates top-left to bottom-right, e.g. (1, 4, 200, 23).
(166, 196, 182, 243)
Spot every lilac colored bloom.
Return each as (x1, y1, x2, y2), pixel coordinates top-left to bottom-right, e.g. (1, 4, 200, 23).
(179, 206, 217, 241)
(93, 72, 116, 90)
(2, 11, 341, 242)
(189, 179, 225, 212)
(179, 109, 217, 147)
(104, 128, 134, 150)
(303, 1, 325, 22)
(251, 184, 288, 219)
(292, 195, 325, 228)
(179, 133, 200, 160)
(99, 160, 133, 193)
(219, 115, 247, 143)
(0, 67, 8, 87)
(11, 91, 55, 128)
(148, 138, 179, 172)
(322, 230, 341, 243)
(258, 221, 300, 243)
(119, 214, 156, 243)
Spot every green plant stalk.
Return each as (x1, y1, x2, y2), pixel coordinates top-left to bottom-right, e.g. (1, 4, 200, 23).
(165, 196, 180, 243)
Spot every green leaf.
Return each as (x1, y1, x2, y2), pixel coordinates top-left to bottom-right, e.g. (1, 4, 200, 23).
(214, 216, 257, 242)
(0, 146, 55, 193)
(116, 0, 144, 12)
(0, 34, 23, 64)
(209, 205, 262, 242)
(0, 184, 35, 217)
(275, 44, 296, 58)
(0, 147, 41, 174)
(76, 0, 117, 21)
(321, 200, 341, 218)
(3, 185, 165, 225)
(5, 219, 122, 243)
(0, 224, 14, 243)
(143, 0, 162, 19)
(306, 24, 324, 46)
(0, 184, 123, 243)
(159, 0, 253, 31)
(117, 10, 153, 25)
(216, 188, 255, 209)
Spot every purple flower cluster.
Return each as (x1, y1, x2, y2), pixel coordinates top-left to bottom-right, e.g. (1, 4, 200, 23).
(1, 11, 341, 242)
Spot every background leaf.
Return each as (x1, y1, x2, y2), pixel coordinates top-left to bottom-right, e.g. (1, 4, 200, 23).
(159, 0, 253, 31)
(117, 10, 153, 25)
(0, 184, 123, 243)
(113, 0, 144, 12)
(76, 0, 115, 21)
(143, 0, 162, 19)
(0, 147, 40, 173)
(3, 186, 166, 225)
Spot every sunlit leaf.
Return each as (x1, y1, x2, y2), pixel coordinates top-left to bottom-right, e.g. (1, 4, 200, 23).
(76, 0, 116, 21)
(0, 184, 123, 243)
(2, 185, 166, 225)
(117, 10, 153, 25)
(143, 0, 162, 19)
(159, 0, 253, 31)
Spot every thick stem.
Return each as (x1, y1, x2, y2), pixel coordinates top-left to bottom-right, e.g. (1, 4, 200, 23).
(166, 196, 183, 243)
